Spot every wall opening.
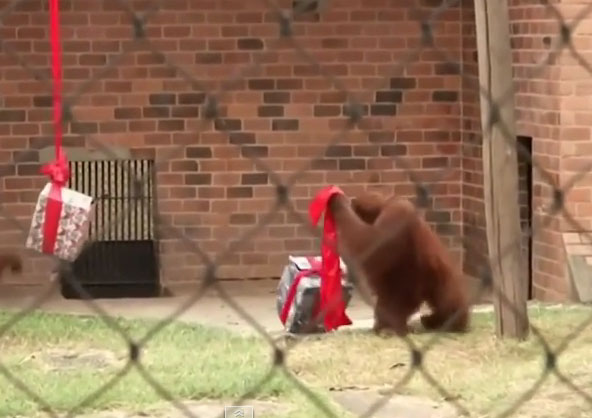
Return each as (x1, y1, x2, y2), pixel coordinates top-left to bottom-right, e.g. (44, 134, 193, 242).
(517, 136, 533, 300)
(59, 159, 161, 299)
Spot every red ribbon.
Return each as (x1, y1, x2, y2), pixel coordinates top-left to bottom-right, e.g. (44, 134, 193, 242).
(309, 186, 352, 332)
(41, 0, 69, 254)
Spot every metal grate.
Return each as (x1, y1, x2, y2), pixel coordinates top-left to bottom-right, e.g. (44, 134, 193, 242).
(69, 159, 155, 242)
(61, 159, 160, 299)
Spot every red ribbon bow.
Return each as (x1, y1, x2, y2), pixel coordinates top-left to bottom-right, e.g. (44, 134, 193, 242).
(40, 0, 68, 255)
(309, 185, 352, 332)
(41, 151, 69, 187)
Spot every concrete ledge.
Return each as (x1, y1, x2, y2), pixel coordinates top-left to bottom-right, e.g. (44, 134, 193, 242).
(563, 232, 592, 302)
(38, 146, 132, 164)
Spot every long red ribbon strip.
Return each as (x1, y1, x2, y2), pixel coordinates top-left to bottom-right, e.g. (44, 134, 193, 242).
(309, 186, 352, 331)
(41, 0, 69, 254)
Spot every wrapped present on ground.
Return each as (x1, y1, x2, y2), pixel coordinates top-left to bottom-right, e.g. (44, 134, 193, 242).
(26, 182, 93, 261)
(276, 255, 354, 334)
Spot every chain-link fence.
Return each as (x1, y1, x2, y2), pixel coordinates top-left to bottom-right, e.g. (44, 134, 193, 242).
(1, 0, 592, 417)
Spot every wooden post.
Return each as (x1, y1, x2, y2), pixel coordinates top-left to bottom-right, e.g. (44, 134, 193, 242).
(473, 0, 529, 339)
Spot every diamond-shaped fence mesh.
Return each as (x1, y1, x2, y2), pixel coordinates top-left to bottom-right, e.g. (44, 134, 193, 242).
(0, 0, 592, 417)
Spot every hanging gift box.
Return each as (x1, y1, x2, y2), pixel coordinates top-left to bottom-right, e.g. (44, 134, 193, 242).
(26, 0, 94, 262)
(26, 181, 93, 261)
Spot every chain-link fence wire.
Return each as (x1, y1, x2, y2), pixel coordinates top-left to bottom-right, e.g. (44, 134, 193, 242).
(0, 0, 592, 416)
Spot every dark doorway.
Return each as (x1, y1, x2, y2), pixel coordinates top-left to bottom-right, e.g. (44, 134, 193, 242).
(60, 159, 161, 299)
(517, 136, 533, 300)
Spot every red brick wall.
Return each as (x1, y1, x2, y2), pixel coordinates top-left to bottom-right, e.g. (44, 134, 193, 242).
(0, 0, 464, 287)
(462, 0, 569, 300)
(559, 6, 592, 230)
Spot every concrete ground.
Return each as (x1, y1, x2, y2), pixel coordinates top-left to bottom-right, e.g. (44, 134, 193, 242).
(0, 279, 377, 336)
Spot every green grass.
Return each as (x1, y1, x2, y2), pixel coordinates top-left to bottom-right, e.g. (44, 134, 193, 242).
(2, 305, 592, 418)
(0, 311, 344, 418)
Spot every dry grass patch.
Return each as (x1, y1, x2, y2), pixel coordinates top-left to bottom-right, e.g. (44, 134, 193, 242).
(287, 304, 592, 417)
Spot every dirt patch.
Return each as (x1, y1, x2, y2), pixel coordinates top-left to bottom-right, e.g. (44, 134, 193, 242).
(24, 348, 125, 372)
(331, 389, 457, 418)
(70, 399, 290, 417)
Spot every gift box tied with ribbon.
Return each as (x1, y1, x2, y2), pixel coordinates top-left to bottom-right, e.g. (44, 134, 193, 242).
(276, 185, 354, 333)
(25, 0, 93, 262)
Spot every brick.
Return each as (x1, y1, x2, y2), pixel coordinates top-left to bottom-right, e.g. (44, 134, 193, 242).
(339, 159, 365, 170)
(343, 103, 368, 119)
(248, 79, 274, 90)
(137, 52, 165, 65)
(353, 145, 379, 157)
(311, 159, 337, 170)
(5, 178, 33, 190)
(105, 81, 132, 93)
(426, 210, 451, 223)
(215, 118, 241, 131)
(196, 52, 223, 64)
(227, 187, 253, 198)
(272, 119, 299, 131)
(115, 107, 141, 119)
(170, 187, 196, 199)
(71, 122, 98, 134)
(237, 38, 264, 50)
(158, 120, 185, 131)
(171, 160, 199, 172)
(422, 157, 449, 169)
(432, 91, 458, 102)
(277, 79, 303, 90)
(13, 150, 39, 163)
(143, 106, 170, 118)
(0, 110, 26, 122)
(230, 213, 256, 225)
(368, 131, 395, 143)
(229, 132, 256, 145)
(185, 174, 212, 185)
(186, 146, 212, 159)
(149, 93, 176, 105)
(242, 173, 268, 185)
(32, 95, 52, 107)
(325, 145, 352, 157)
(370, 104, 397, 116)
(322, 38, 348, 49)
(0, 165, 15, 177)
(321, 92, 347, 103)
(390, 77, 416, 89)
(435, 62, 460, 75)
(241, 146, 268, 158)
(258, 105, 284, 117)
(292, 0, 319, 13)
(381, 145, 406, 156)
(178, 93, 205, 105)
(421, 0, 444, 6)
(375, 91, 403, 103)
(151, 67, 176, 79)
(172, 106, 199, 118)
(17, 163, 41, 176)
(263, 92, 290, 104)
(79, 54, 107, 65)
(314, 105, 341, 117)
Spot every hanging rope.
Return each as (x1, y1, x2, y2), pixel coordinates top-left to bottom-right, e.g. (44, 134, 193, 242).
(40, 0, 69, 254)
